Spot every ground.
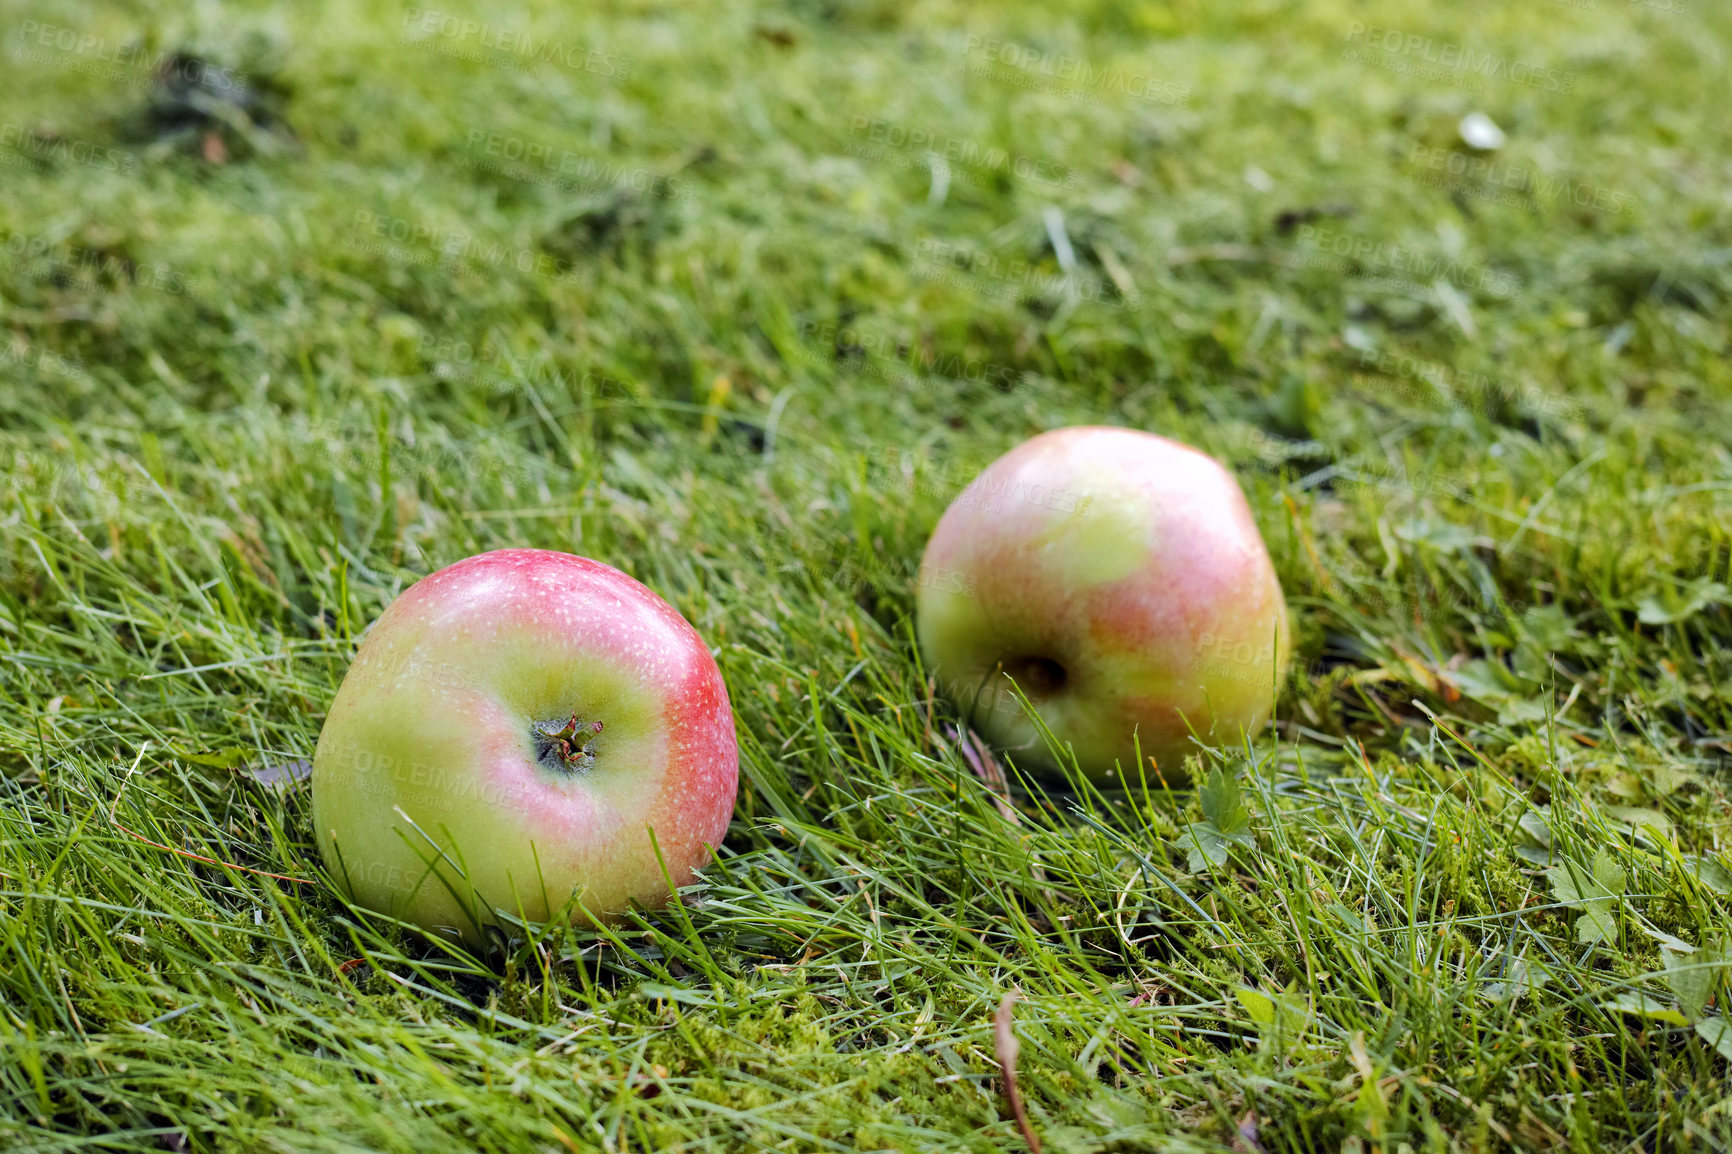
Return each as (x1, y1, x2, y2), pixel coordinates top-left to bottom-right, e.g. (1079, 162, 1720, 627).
(1, 0, 1730, 1150)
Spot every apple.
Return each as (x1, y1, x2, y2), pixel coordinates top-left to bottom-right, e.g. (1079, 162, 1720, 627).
(312, 549, 737, 947)
(915, 426, 1289, 784)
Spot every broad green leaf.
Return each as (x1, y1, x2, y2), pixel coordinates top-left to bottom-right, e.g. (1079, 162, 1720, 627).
(1602, 993, 1689, 1026)
(1514, 845, 1556, 867)
(1636, 579, 1729, 625)
(1199, 768, 1249, 835)
(1394, 518, 1480, 555)
(1576, 907, 1618, 945)
(1081, 1093, 1147, 1130)
(1517, 808, 1553, 848)
(1511, 642, 1555, 685)
(1685, 855, 1732, 896)
(1330, 903, 1370, 934)
(636, 982, 720, 1007)
(1481, 955, 1548, 1003)
(1647, 763, 1695, 797)
(1447, 658, 1528, 702)
(1548, 861, 1613, 906)
(1550, 854, 1625, 944)
(1697, 1019, 1732, 1063)
(1644, 925, 1697, 953)
(1664, 948, 1715, 1020)
(1606, 806, 1672, 841)
(1547, 865, 1584, 905)
(1236, 986, 1276, 1027)
(1496, 697, 1554, 725)
(1446, 659, 1549, 722)
(1177, 824, 1229, 872)
(175, 745, 250, 769)
(1593, 850, 1628, 897)
(1235, 985, 1311, 1054)
(1519, 604, 1579, 652)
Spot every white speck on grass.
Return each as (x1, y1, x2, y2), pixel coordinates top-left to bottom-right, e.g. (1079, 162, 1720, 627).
(1459, 112, 1506, 151)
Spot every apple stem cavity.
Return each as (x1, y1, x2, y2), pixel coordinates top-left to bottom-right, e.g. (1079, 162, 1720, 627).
(533, 713, 605, 774)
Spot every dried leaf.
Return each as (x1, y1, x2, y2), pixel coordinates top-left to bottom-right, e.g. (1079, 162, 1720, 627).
(249, 757, 313, 787)
(1235, 1110, 1266, 1154)
(953, 725, 1017, 825)
(995, 993, 1040, 1154)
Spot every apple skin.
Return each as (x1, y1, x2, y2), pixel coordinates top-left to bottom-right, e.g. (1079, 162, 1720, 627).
(312, 549, 737, 947)
(916, 427, 1289, 784)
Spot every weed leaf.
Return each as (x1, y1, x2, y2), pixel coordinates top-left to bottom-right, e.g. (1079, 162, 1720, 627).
(1199, 767, 1249, 835)
(1697, 1019, 1732, 1063)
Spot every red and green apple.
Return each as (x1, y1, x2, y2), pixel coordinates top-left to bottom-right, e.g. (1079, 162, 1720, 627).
(312, 549, 737, 946)
(916, 426, 1289, 784)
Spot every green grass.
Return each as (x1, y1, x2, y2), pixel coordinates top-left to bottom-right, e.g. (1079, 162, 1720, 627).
(3, 0, 1732, 1149)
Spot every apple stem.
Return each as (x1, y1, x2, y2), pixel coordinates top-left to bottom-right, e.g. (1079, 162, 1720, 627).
(534, 713, 604, 773)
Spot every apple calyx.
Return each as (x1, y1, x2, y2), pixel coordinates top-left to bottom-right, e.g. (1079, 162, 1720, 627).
(1001, 655, 1067, 699)
(533, 713, 605, 774)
